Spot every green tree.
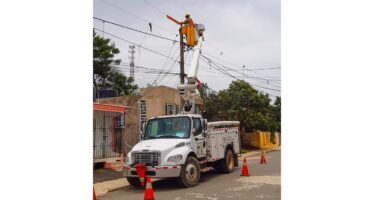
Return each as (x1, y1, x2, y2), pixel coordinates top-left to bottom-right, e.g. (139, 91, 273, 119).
(272, 96, 281, 132)
(93, 31, 121, 88)
(105, 72, 138, 96)
(204, 80, 281, 132)
(93, 31, 138, 96)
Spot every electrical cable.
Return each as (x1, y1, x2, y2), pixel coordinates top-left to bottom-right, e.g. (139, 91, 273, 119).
(98, 0, 176, 36)
(143, 0, 168, 15)
(93, 28, 180, 63)
(93, 17, 179, 43)
(200, 56, 280, 93)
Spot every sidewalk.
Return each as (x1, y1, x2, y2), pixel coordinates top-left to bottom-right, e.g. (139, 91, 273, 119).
(93, 146, 281, 196)
(94, 168, 129, 196)
(239, 146, 281, 160)
(94, 177, 129, 196)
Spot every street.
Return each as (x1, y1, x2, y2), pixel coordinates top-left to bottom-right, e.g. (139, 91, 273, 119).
(98, 150, 280, 200)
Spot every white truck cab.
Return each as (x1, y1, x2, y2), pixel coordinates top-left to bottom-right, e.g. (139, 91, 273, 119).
(123, 114, 240, 187)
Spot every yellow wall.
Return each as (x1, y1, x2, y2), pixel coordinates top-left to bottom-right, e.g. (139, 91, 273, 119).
(241, 131, 280, 149)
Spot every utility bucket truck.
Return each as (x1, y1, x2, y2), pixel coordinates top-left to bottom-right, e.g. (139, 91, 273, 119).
(123, 116, 240, 187)
(123, 16, 241, 188)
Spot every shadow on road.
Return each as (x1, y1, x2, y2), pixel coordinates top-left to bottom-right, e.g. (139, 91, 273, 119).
(118, 168, 240, 193)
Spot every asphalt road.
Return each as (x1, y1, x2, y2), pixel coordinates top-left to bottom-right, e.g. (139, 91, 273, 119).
(98, 150, 281, 200)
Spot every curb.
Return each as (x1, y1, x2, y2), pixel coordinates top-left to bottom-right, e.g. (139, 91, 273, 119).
(240, 146, 281, 160)
(94, 178, 130, 196)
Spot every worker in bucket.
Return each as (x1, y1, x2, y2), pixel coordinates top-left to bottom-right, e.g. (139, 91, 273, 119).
(179, 13, 194, 27)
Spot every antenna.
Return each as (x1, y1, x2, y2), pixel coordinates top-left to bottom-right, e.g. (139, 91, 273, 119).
(128, 45, 136, 81)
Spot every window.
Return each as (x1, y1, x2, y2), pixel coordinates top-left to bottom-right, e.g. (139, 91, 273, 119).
(115, 113, 126, 128)
(175, 105, 180, 114)
(140, 100, 147, 131)
(194, 106, 200, 114)
(193, 118, 202, 136)
(144, 117, 191, 140)
(165, 104, 176, 115)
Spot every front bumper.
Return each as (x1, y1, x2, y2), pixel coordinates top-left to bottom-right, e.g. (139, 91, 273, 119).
(123, 165, 182, 178)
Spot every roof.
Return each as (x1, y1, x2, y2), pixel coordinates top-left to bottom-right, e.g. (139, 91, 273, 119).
(93, 103, 127, 113)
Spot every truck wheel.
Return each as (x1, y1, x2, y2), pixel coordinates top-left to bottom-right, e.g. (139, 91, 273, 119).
(178, 156, 201, 187)
(220, 149, 234, 173)
(126, 177, 142, 187)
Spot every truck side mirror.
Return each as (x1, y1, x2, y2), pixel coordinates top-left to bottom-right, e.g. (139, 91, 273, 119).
(192, 128, 197, 136)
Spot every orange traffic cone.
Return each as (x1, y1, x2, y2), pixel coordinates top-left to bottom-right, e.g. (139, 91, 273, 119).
(93, 187, 97, 200)
(144, 176, 154, 200)
(135, 163, 146, 187)
(260, 151, 267, 164)
(241, 158, 250, 176)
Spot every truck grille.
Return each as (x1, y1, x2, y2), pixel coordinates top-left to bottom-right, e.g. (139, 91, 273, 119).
(132, 152, 160, 166)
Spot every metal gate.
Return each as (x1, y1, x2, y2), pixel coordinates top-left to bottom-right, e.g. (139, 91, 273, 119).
(93, 111, 122, 160)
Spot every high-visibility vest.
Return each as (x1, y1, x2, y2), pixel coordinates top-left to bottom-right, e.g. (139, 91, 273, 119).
(183, 18, 194, 27)
(181, 18, 196, 46)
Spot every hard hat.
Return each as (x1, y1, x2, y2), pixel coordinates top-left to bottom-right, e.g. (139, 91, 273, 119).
(185, 13, 190, 17)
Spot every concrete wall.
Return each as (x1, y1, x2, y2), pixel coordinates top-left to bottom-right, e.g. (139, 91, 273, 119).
(140, 86, 182, 119)
(241, 131, 280, 149)
(96, 95, 140, 155)
(139, 85, 203, 119)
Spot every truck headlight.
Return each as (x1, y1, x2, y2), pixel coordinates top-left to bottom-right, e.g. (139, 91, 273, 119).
(167, 154, 183, 162)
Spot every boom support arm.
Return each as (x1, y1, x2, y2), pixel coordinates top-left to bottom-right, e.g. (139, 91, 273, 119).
(178, 36, 203, 113)
(187, 36, 203, 84)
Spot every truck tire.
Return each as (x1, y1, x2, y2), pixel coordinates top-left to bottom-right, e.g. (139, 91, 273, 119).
(126, 177, 142, 187)
(178, 156, 201, 187)
(220, 149, 234, 173)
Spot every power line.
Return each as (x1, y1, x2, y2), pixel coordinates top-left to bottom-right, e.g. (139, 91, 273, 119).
(93, 17, 179, 43)
(200, 55, 280, 93)
(93, 28, 180, 63)
(154, 41, 178, 84)
(201, 54, 280, 82)
(115, 63, 178, 73)
(98, 0, 175, 36)
(201, 52, 280, 80)
(247, 67, 280, 71)
(199, 64, 280, 86)
(201, 51, 280, 78)
(143, 0, 167, 15)
(128, 53, 181, 107)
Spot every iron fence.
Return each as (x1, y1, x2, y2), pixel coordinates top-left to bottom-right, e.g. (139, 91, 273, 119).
(93, 111, 123, 159)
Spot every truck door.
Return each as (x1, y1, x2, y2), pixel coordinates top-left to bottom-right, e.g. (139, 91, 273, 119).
(191, 118, 206, 158)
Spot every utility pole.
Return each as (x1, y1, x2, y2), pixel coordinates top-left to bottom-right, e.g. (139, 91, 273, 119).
(179, 29, 185, 84)
(179, 29, 185, 113)
(242, 65, 245, 80)
(129, 45, 136, 81)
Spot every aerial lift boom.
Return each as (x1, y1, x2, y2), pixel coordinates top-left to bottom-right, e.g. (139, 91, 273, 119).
(167, 14, 205, 113)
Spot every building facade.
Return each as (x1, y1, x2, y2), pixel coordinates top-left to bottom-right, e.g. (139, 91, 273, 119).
(97, 85, 203, 156)
(93, 103, 127, 163)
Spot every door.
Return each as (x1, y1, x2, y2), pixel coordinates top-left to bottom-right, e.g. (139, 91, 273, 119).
(191, 118, 206, 158)
(93, 111, 121, 159)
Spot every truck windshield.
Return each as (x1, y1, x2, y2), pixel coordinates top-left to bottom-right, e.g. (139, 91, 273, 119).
(144, 117, 191, 140)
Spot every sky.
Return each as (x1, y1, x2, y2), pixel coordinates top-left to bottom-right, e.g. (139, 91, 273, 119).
(93, 0, 280, 98)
